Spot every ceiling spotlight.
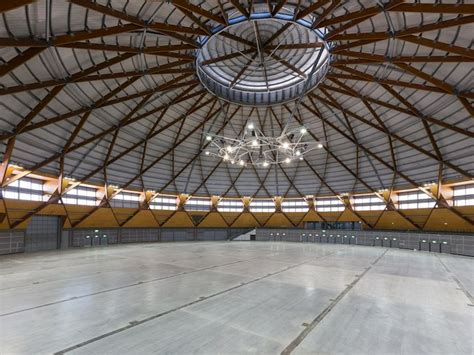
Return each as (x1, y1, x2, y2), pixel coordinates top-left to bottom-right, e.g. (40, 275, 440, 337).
(317, 143, 323, 149)
(299, 157, 304, 161)
(223, 154, 230, 161)
(205, 151, 210, 155)
(226, 146, 233, 153)
(239, 160, 245, 166)
(285, 158, 291, 164)
(295, 150, 301, 156)
(251, 139, 258, 147)
(206, 135, 212, 141)
(231, 160, 235, 164)
(247, 123, 254, 130)
(263, 161, 269, 167)
(282, 142, 290, 149)
(300, 127, 307, 134)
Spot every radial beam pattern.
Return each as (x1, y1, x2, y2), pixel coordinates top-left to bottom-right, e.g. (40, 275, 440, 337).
(0, 0, 472, 204)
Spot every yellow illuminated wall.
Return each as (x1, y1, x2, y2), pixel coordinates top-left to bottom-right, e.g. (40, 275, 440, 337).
(0, 198, 473, 232)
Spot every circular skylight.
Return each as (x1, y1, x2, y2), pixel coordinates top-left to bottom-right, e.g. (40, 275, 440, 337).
(196, 18, 330, 106)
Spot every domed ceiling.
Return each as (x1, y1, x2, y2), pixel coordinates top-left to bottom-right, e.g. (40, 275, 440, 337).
(0, 0, 473, 198)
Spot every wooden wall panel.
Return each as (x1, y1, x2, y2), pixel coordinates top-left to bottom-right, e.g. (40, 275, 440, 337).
(0, 201, 472, 232)
(198, 213, 228, 227)
(264, 213, 294, 228)
(424, 209, 473, 232)
(162, 211, 195, 227)
(75, 208, 120, 228)
(337, 209, 361, 222)
(231, 213, 259, 228)
(123, 210, 160, 228)
(374, 211, 419, 230)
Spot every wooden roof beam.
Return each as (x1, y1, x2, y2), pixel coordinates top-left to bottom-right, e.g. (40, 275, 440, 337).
(311, 0, 342, 29)
(318, 0, 403, 27)
(1, 77, 199, 141)
(321, 68, 474, 138)
(0, 0, 36, 13)
(271, 0, 289, 16)
(402, 35, 474, 59)
(295, 0, 330, 20)
(326, 71, 473, 99)
(172, 0, 226, 25)
(68, 0, 202, 41)
(303, 97, 419, 188)
(0, 48, 45, 77)
(229, 0, 250, 18)
(0, 54, 193, 95)
(389, 4, 474, 14)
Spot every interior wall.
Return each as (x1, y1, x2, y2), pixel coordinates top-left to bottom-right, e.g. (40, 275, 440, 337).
(0, 230, 24, 255)
(24, 216, 61, 252)
(58, 227, 250, 250)
(1, 226, 472, 258)
(256, 229, 474, 257)
(1, 199, 473, 233)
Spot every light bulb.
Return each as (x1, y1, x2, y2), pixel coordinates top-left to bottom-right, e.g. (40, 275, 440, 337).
(263, 161, 269, 167)
(300, 127, 307, 134)
(299, 157, 303, 161)
(317, 143, 323, 149)
(226, 146, 233, 152)
(282, 142, 289, 149)
(285, 158, 291, 164)
(239, 160, 245, 166)
(223, 154, 229, 161)
(205, 151, 210, 155)
(252, 139, 258, 147)
(206, 135, 212, 141)
(295, 150, 301, 156)
(231, 160, 235, 165)
(247, 123, 254, 130)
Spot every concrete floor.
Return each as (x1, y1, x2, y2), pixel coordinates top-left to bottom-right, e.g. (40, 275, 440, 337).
(0, 242, 473, 355)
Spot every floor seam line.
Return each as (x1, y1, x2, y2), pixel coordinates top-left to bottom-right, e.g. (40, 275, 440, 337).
(280, 248, 389, 355)
(52, 251, 339, 355)
(0, 255, 267, 317)
(434, 254, 473, 304)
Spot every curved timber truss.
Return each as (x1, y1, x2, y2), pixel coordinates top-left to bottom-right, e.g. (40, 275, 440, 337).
(0, 0, 473, 230)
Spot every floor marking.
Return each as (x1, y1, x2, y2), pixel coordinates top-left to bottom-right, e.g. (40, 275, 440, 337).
(53, 251, 340, 354)
(435, 254, 473, 304)
(280, 248, 389, 355)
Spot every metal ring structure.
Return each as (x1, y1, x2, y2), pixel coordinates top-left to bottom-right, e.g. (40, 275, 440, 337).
(196, 14, 330, 106)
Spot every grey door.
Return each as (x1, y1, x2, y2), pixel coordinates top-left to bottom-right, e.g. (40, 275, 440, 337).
(430, 241, 441, 253)
(92, 234, 101, 246)
(390, 238, 399, 248)
(441, 241, 451, 253)
(420, 240, 430, 251)
(349, 236, 357, 245)
(343, 236, 350, 244)
(25, 216, 61, 252)
(101, 234, 110, 245)
(374, 237, 383, 247)
(382, 237, 391, 247)
(83, 235, 92, 247)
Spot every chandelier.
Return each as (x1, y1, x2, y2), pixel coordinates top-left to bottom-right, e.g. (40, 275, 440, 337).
(204, 123, 323, 167)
